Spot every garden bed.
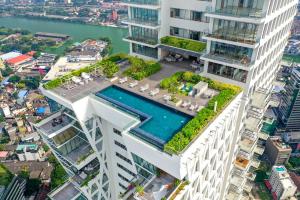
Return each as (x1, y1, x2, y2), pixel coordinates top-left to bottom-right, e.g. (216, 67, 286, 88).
(160, 36, 206, 53)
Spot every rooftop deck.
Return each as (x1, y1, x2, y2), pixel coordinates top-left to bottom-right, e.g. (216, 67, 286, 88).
(49, 181, 81, 200)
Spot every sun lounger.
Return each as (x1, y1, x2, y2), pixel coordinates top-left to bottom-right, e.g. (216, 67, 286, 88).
(189, 104, 199, 111)
(150, 88, 159, 96)
(140, 84, 149, 92)
(119, 77, 128, 84)
(181, 100, 191, 108)
(81, 72, 93, 81)
(163, 94, 171, 101)
(72, 76, 84, 85)
(129, 80, 138, 88)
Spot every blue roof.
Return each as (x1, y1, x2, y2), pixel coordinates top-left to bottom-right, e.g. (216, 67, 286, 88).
(36, 107, 46, 114)
(18, 90, 28, 99)
(1, 77, 10, 86)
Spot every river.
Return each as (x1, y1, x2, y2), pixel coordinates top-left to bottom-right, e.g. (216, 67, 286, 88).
(0, 16, 129, 54)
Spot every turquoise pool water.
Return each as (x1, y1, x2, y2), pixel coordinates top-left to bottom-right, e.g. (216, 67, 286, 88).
(276, 167, 285, 172)
(97, 86, 191, 144)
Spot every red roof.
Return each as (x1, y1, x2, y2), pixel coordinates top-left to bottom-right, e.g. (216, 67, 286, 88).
(27, 51, 36, 56)
(6, 54, 32, 65)
(0, 151, 8, 158)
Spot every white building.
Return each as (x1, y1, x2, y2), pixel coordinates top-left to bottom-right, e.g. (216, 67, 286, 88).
(269, 166, 297, 200)
(16, 143, 44, 161)
(123, 0, 298, 199)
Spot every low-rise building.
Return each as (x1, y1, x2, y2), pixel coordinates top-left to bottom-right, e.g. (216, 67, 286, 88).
(34, 32, 70, 42)
(269, 166, 297, 200)
(266, 136, 292, 165)
(6, 54, 34, 70)
(283, 131, 300, 156)
(16, 143, 44, 161)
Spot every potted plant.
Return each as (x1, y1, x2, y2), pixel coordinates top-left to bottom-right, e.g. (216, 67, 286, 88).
(136, 185, 144, 196)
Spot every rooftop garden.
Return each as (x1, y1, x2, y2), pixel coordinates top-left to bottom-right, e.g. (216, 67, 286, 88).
(160, 36, 206, 53)
(43, 53, 128, 90)
(123, 56, 161, 80)
(162, 72, 241, 154)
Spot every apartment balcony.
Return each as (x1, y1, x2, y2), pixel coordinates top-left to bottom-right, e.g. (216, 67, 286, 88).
(71, 159, 100, 187)
(230, 173, 245, 189)
(244, 115, 262, 133)
(239, 130, 258, 153)
(122, 18, 160, 29)
(245, 171, 256, 181)
(251, 158, 261, 169)
(207, 6, 265, 23)
(122, 0, 160, 9)
(35, 111, 75, 138)
(257, 131, 269, 140)
(124, 36, 159, 48)
(48, 181, 83, 200)
(254, 144, 265, 155)
(243, 181, 253, 193)
(201, 53, 253, 68)
(251, 89, 271, 110)
(234, 156, 250, 171)
(133, 171, 179, 200)
(226, 190, 241, 200)
(203, 30, 258, 48)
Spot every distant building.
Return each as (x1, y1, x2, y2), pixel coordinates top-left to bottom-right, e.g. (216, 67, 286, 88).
(111, 9, 118, 21)
(16, 143, 44, 161)
(283, 131, 300, 156)
(289, 172, 300, 197)
(0, 176, 26, 200)
(6, 54, 34, 70)
(265, 136, 292, 165)
(269, 166, 297, 200)
(34, 32, 70, 42)
(0, 51, 22, 62)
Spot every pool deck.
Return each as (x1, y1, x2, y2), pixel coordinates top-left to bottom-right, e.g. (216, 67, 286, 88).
(48, 62, 216, 116)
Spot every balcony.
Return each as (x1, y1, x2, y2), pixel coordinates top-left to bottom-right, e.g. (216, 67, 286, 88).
(239, 130, 257, 153)
(251, 158, 261, 169)
(244, 115, 262, 133)
(71, 159, 100, 187)
(48, 181, 82, 200)
(251, 89, 270, 110)
(122, 0, 160, 9)
(36, 111, 75, 138)
(258, 131, 269, 140)
(230, 173, 245, 188)
(122, 18, 160, 29)
(254, 144, 265, 155)
(243, 181, 253, 193)
(245, 171, 256, 181)
(212, 6, 265, 19)
(124, 36, 159, 47)
(201, 53, 253, 68)
(234, 156, 250, 171)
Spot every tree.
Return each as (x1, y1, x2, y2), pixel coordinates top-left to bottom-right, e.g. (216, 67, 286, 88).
(8, 75, 21, 83)
(22, 77, 39, 89)
(24, 178, 41, 196)
(1, 67, 13, 77)
(16, 83, 26, 89)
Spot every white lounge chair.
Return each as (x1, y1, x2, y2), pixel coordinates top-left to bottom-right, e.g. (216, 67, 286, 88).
(140, 84, 149, 92)
(81, 72, 93, 81)
(163, 94, 171, 101)
(181, 100, 191, 108)
(72, 76, 84, 85)
(189, 104, 199, 111)
(129, 80, 138, 88)
(150, 88, 159, 96)
(119, 77, 128, 84)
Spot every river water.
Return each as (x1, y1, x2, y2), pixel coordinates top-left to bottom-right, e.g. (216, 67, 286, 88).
(0, 16, 129, 54)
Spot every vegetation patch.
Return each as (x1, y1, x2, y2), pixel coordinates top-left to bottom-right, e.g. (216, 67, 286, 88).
(163, 72, 241, 154)
(123, 56, 161, 80)
(48, 154, 67, 189)
(160, 36, 206, 52)
(0, 164, 13, 186)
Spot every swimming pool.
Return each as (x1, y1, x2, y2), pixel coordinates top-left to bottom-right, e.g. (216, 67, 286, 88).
(96, 86, 192, 146)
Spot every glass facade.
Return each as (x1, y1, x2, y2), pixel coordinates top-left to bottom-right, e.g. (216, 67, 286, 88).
(132, 43, 158, 59)
(210, 19, 258, 44)
(170, 26, 204, 41)
(170, 8, 209, 22)
(215, 0, 265, 18)
(132, 153, 156, 181)
(130, 7, 159, 26)
(129, 26, 158, 45)
(209, 42, 253, 64)
(208, 62, 248, 83)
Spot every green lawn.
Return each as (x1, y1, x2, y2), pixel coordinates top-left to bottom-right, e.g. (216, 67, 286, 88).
(257, 183, 273, 200)
(0, 164, 13, 186)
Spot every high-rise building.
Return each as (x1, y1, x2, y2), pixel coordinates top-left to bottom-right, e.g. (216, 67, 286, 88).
(0, 176, 26, 200)
(265, 136, 292, 165)
(122, 0, 298, 199)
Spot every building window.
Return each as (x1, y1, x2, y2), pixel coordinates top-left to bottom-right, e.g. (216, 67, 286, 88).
(119, 183, 127, 190)
(117, 163, 136, 176)
(116, 152, 132, 165)
(113, 128, 122, 136)
(115, 141, 127, 150)
(118, 173, 130, 183)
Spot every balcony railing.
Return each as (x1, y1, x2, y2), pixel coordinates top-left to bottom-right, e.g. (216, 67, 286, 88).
(122, 18, 160, 28)
(206, 29, 258, 45)
(234, 156, 250, 170)
(125, 35, 158, 46)
(202, 53, 252, 67)
(213, 6, 265, 18)
(251, 158, 261, 169)
(123, 0, 160, 6)
(254, 144, 265, 155)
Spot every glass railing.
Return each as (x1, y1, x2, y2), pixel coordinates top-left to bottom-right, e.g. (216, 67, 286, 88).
(125, 35, 158, 45)
(214, 6, 265, 18)
(123, 0, 160, 6)
(122, 18, 160, 27)
(203, 53, 252, 66)
(207, 29, 258, 45)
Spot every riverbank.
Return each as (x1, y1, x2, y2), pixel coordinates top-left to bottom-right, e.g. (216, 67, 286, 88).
(0, 16, 129, 54)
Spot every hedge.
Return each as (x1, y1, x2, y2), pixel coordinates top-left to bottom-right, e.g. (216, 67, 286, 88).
(123, 56, 161, 80)
(43, 54, 124, 90)
(160, 36, 206, 52)
(163, 72, 241, 154)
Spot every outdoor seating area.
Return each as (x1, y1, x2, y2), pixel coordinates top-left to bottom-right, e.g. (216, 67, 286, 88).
(235, 156, 250, 170)
(38, 114, 73, 137)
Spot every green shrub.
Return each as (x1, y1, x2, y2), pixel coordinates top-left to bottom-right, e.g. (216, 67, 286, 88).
(163, 72, 241, 154)
(161, 36, 206, 52)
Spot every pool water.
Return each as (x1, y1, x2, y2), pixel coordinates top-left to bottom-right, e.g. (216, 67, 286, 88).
(97, 86, 192, 143)
(276, 167, 285, 172)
